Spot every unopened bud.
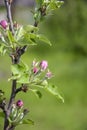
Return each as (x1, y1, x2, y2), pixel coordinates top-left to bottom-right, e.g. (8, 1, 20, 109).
(33, 67, 38, 74)
(40, 60, 48, 71)
(0, 20, 8, 29)
(46, 71, 52, 79)
(16, 100, 23, 108)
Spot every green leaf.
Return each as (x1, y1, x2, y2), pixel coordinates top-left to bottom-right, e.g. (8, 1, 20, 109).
(23, 25, 38, 33)
(7, 30, 16, 44)
(30, 84, 44, 89)
(18, 33, 37, 46)
(21, 61, 29, 72)
(47, 0, 64, 12)
(17, 29, 51, 46)
(11, 64, 24, 75)
(0, 44, 6, 55)
(36, 34, 52, 46)
(10, 62, 29, 82)
(56, 1, 64, 8)
(30, 89, 42, 98)
(0, 27, 5, 36)
(17, 73, 29, 84)
(11, 63, 28, 75)
(16, 25, 38, 42)
(0, 36, 6, 44)
(15, 26, 25, 41)
(8, 75, 20, 81)
(45, 84, 64, 103)
(22, 119, 34, 125)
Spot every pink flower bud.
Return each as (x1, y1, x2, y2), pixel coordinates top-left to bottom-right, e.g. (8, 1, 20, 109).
(40, 60, 48, 71)
(33, 67, 38, 74)
(16, 100, 23, 108)
(0, 20, 8, 29)
(46, 71, 52, 79)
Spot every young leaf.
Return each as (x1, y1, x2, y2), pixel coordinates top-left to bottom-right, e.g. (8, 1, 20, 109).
(36, 34, 52, 46)
(7, 30, 16, 44)
(18, 33, 37, 46)
(0, 27, 6, 36)
(23, 25, 38, 33)
(11, 63, 28, 75)
(21, 61, 29, 72)
(16, 25, 38, 42)
(17, 73, 29, 84)
(30, 89, 42, 98)
(10, 63, 29, 82)
(0, 35, 6, 44)
(15, 26, 25, 41)
(0, 44, 6, 55)
(45, 84, 64, 103)
(56, 1, 64, 8)
(46, 0, 64, 13)
(8, 75, 21, 81)
(22, 119, 34, 125)
(11, 64, 24, 75)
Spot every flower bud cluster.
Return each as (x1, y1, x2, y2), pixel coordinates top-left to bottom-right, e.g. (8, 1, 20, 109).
(9, 100, 29, 126)
(32, 60, 48, 75)
(30, 60, 53, 86)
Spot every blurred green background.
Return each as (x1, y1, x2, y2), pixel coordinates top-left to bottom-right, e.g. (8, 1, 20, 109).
(0, 0, 87, 130)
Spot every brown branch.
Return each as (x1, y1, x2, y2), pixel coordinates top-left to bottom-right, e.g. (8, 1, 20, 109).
(8, 125, 15, 130)
(7, 80, 16, 110)
(3, 1, 46, 130)
(3, 80, 17, 130)
(4, 0, 14, 34)
(0, 101, 9, 130)
(15, 86, 22, 94)
(3, 2, 16, 128)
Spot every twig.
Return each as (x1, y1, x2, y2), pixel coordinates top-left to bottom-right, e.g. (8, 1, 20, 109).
(3, 1, 47, 130)
(3, 1, 16, 129)
(4, 0, 14, 34)
(8, 125, 15, 130)
(7, 80, 16, 110)
(16, 84, 28, 94)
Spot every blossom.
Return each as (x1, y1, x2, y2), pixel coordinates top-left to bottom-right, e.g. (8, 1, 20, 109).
(0, 20, 8, 29)
(40, 60, 48, 71)
(16, 100, 23, 108)
(33, 67, 38, 74)
(46, 70, 52, 79)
